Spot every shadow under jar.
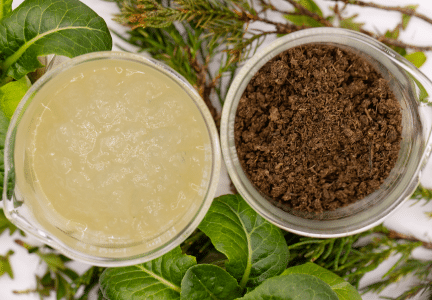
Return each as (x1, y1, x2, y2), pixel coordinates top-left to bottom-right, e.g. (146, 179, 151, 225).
(220, 28, 432, 238)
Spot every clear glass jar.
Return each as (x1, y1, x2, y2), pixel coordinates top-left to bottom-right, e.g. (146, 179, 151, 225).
(220, 28, 432, 238)
(3, 51, 221, 266)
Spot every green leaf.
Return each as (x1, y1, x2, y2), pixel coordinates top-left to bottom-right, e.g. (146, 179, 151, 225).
(402, 5, 418, 30)
(0, 250, 14, 279)
(297, 0, 323, 17)
(238, 273, 339, 300)
(0, 76, 31, 119)
(0, 0, 12, 20)
(180, 264, 242, 300)
(38, 253, 65, 273)
(339, 15, 364, 32)
(99, 246, 196, 300)
(406, 72, 430, 105)
(285, 0, 324, 27)
(41, 271, 54, 286)
(0, 208, 18, 236)
(198, 194, 289, 288)
(0, 0, 112, 80)
(385, 28, 399, 40)
(284, 15, 323, 27)
(56, 273, 72, 300)
(282, 263, 362, 300)
(404, 52, 427, 68)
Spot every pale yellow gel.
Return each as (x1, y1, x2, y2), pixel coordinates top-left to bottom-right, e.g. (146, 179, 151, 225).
(14, 59, 212, 250)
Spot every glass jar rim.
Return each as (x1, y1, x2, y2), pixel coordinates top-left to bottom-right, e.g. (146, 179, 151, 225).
(220, 27, 432, 237)
(3, 51, 222, 266)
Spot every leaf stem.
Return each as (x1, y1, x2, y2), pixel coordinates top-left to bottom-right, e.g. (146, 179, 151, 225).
(135, 265, 181, 293)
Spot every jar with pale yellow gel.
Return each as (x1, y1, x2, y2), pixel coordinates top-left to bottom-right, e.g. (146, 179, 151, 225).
(3, 51, 221, 266)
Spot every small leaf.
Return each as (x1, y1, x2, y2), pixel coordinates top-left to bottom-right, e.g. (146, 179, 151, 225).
(60, 268, 79, 281)
(339, 15, 364, 32)
(284, 15, 323, 27)
(40, 271, 54, 286)
(180, 264, 242, 300)
(326, 16, 335, 23)
(55, 273, 73, 300)
(100, 246, 196, 300)
(406, 72, 430, 105)
(0, 0, 112, 80)
(35, 274, 55, 297)
(38, 253, 65, 273)
(282, 262, 362, 300)
(392, 46, 407, 57)
(0, 0, 12, 20)
(402, 5, 418, 30)
(56, 273, 70, 300)
(0, 250, 14, 279)
(198, 194, 289, 288)
(238, 273, 339, 300)
(297, 0, 323, 17)
(385, 28, 399, 40)
(285, 0, 324, 27)
(0, 76, 31, 119)
(0, 208, 18, 236)
(404, 52, 427, 68)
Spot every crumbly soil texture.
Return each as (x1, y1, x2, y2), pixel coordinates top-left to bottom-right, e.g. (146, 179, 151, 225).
(234, 44, 402, 213)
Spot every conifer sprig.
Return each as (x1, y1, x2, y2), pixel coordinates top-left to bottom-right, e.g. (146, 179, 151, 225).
(286, 224, 430, 291)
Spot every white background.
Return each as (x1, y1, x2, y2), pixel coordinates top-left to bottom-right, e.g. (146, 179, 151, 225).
(1, 0, 432, 299)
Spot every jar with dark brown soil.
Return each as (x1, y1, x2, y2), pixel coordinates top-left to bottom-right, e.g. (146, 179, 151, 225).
(234, 44, 402, 214)
(221, 28, 432, 237)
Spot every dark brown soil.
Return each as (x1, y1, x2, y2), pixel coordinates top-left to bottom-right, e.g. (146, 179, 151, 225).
(234, 44, 402, 213)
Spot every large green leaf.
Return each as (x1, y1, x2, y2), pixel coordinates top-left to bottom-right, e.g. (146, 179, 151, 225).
(0, 0, 112, 80)
(198, 194, 289, 288)
(0, 0, 12, 20)
(180, 264, 242, 300)
(99, 247, 196, 300)
(238, 273, 339, 300)
(282, 263, 362, 300)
